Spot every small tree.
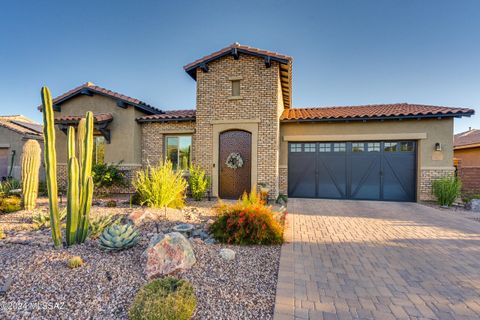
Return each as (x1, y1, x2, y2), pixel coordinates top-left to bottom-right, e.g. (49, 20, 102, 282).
(188, 165, 209, 201)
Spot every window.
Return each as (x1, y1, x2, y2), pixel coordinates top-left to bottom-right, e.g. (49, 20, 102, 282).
(319, 143, 331, 152)
(384, 142, 398, 152)
(231, 80, 240, 97)
(367, 142, 380, 152)
(290, 143, 302, 152)
(166, 136, 192, 170)
(400, 141, 414, 152)
(93, 136, 105, 165)
(352, 142, 364, 152)
(333, 143, 346, 152)
(304, 143, 316, 152)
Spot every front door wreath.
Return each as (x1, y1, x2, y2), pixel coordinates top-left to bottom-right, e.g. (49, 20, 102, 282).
(225, 152, 244, 169)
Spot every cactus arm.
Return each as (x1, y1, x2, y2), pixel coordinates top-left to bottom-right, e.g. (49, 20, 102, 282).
(78, 176, 93, 242)
(66, 127, 79, 246)
(21, 140, 41, 211)
(77, 118, 86, 173)
(41, 86, 62, 248)
(76, 112, 94, 243)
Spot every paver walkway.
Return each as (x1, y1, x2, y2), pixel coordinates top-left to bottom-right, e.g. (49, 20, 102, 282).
(273, 199, 480, 320)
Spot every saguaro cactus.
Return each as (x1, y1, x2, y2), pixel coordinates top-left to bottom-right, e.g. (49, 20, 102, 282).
(21, 139, 41, 210)
(41, 86, 62, 248)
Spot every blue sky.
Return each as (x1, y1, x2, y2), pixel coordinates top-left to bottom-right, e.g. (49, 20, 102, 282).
(0, 0, 478, 133)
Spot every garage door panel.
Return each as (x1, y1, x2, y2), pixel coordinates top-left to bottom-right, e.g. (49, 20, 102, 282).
(350, 154, 381, 200)
(317, 155, 347, 199)
(288, 144, 316, 198)
(383, 153, 416, 201)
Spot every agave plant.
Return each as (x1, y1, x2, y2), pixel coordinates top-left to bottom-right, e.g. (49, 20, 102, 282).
(32, 209, 67, 229)
(98, 224, 139, 251)
(88, 214, 121, 239)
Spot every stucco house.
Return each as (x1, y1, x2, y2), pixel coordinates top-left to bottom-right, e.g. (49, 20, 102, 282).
(41, 43, 475, 201)
(454, 128, 480, 194)
(0, 115, 44, 181)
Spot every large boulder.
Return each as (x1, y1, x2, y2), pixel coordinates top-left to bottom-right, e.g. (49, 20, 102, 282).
(143, 232, 196, 279)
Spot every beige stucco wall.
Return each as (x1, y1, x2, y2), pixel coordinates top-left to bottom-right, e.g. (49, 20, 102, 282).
(194, 54, 284, 197)
(279, 118, 455, 200)
(0, 126, 44, 181)
(53, 94, 142, 166)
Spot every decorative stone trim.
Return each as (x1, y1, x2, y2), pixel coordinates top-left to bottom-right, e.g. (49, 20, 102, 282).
(279, 167, 288, 195)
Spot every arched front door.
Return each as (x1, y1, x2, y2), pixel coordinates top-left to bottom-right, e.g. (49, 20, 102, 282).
(219, 130, 252, 199)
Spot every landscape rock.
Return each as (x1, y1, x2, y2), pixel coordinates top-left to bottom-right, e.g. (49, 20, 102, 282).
(219, 248, 236, 261)
(143, 232, 196, 279)
(204, 238, 216, 245)
(471, 199, 480, 212)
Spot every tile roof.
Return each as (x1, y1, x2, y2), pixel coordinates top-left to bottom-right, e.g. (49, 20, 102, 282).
(136, 110, 196, 122)
(0, 115, 43, 136)
(38, 82, 162, 115)
(454, 129, 480, 148)
(280, 103, 475, 121)
(54, 113, 114, 124)
(183, 42, 292, 72)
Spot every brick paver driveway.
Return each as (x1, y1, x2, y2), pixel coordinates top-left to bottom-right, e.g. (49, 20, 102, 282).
(273, 199, 480, 320)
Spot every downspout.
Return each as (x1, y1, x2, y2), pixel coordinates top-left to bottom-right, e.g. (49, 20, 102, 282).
(8, 150, 15, 178)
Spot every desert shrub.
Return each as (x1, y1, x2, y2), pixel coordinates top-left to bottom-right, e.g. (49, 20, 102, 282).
(432, 177, 461, 207)
(0, 196, 22, 213)
(0, 228, 5, 239)
(92, 162, 126, 189)
(240, 187, 264, 207)
(106, 200, 117, 207)
(88, 214, 121, 239)
(188, 165, 209, 201)
(133, 161, 187, 209)
(129, 277, 196, 320)
(211, 201, 284, 245)
(32, 209, 67, 229)
(0, 179, 21, 197)
(67, 256, 84, 269)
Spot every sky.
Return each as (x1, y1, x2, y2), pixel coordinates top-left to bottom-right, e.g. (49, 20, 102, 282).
(0, 0, 478, 133)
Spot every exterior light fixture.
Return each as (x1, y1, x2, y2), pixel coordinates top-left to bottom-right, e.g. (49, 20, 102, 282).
(435, 142, 442, 151)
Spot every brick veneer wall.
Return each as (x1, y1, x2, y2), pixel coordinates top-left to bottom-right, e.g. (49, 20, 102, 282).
(195, 54, 284, 197)
(279, 167, 288, 195)
(141, 121, 196, 166)
(419, 168, 455, 201)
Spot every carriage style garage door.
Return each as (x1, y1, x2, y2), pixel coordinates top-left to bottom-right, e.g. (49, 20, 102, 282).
(288, 141, 417, 201)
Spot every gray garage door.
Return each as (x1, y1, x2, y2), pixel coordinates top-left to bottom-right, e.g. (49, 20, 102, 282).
(288, 141, 416, 201)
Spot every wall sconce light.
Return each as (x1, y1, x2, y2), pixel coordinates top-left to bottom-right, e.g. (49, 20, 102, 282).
(434, 142, 442, 151)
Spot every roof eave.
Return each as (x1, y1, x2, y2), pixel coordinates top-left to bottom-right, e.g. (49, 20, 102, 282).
(136, 117, 196, 123)
(280, 112, 475, 123)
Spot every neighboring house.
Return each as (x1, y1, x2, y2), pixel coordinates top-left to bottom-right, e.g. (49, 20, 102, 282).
(0, 115, 44, 181)
(454, 128, 480, 194)
(39, 43, 475, 201)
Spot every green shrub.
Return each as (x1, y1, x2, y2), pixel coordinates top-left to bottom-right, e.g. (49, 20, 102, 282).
(67, 256, 84, 269)
(88, 214, 121, 239)
(432, 177, 461, 207)
(0, 179, 21, 197)
(188, 165, 209, 201)
(32, 209, 67, 229)
(129, 277, 196, 320)
(211, 201, 284, 245)
(0, 196, 22, 213)
(133, 161, 187, 209)
(92, 162, 126, 189)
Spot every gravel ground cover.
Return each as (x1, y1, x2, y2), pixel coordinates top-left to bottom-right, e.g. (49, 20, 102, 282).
(0, 198, 281, 320)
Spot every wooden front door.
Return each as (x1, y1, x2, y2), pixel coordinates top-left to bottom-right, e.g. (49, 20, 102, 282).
(219, 130, 252, 199)
(0, 148, 9, 180)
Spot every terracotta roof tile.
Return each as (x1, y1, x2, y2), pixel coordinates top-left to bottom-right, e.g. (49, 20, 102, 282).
(280, 103, 475, 121)
(54, 113, 113, 124)
(183, 42, 292, 71)
(0, 115, 42, 136)
(136, 110, 196, 122)
(38, 82, 161, 114)
(454, 129, 480, 148)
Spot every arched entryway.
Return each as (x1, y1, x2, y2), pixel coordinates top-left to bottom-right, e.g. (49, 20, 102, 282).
(219, 130, 252, 199)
